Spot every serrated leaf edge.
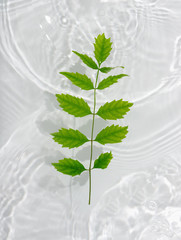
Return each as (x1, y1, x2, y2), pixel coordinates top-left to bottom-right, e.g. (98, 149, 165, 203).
(52, 158, 87, 176)
(93, 151, 113, 169)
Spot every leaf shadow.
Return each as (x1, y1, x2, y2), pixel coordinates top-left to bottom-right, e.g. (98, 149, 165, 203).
(78, 117, 108, 138)
(75, 145, 102, 162)
(72, 171, 89, 186)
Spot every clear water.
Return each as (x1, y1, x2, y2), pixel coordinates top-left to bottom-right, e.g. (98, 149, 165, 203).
(1, 0, 181, 239)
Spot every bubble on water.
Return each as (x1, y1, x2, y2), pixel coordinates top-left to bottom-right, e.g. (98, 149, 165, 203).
(145, 200, 158, 211)
(60, 16, 68, 26)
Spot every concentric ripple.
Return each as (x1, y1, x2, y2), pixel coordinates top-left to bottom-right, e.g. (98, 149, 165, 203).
(1, 0, 181, 239)
(89, 157, 181, 239)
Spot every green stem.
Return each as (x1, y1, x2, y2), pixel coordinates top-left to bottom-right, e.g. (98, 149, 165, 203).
(88, 68, 100, 205)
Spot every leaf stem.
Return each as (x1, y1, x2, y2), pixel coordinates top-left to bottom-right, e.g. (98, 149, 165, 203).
(88, 68, 100, 205)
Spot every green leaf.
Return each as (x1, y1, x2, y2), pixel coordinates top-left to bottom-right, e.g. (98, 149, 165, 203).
(93, 152, 113, 169)
(52, 158, 86, 176)
(95, 125, 128, 145)
(97, 74, 128, 90)
(60, 72, 94, 90)
(73, 51, 98, 70)
(99, 66, 124, 73)
(97, 99, 133, 120)
(94, 33, 112, 65)
(51, 128, 89, 148)
(56, 94, 92, 117)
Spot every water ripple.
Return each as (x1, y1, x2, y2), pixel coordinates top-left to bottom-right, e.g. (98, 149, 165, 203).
(90, 157, 181, 239)
(1, 0, 181, 239)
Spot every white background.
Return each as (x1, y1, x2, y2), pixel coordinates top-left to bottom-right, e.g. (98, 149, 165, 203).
(1, 0, 181, 239)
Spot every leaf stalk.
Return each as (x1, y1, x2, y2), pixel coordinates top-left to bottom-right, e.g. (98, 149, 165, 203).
(88, 68, 100, 205)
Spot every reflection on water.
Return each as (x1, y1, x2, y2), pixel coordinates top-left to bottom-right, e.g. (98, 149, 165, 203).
(1, 0, 181, 239)
(90, 157, 181, 239)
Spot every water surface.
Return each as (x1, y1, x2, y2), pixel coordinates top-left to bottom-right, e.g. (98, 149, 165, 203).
(0, 0, 181, 239)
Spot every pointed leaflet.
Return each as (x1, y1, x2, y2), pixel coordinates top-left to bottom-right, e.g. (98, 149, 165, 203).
(60, 72, 94, 90)
(73, 51, 98, 70)
(51, 128, 89, 148)
(95, 125, 128, 145)
(94, 33, 112, 65)
(99, 66, 124, 73)
(97, 99, 133, 120)
(93, 152, 113, 169)
(56, 94, 92, 117)
(97, 74, 128, 90)
(52, 158, 86, 176)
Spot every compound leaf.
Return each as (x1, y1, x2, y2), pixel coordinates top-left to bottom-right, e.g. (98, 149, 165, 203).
(97, 74, 128, 90)
(95, 125, 128, 145)
(51, 128, 89, 148)
(56, 94, 92, 117)
(94, 33, 112, 65)
(93, 152, 113, 169)
(60, 72, 94, 90)
(73, 51, 98, 70)
(99, 66, 124, 73)
(97, 99, 133, 120)
(52, 158, 86, 176)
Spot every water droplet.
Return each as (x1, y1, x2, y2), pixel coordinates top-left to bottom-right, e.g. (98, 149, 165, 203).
(45, 15, 51, 24)
(60, 16, 68, 26)
(145, 200, 157, 211)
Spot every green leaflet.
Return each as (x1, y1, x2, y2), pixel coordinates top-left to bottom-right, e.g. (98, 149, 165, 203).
(99, 66, 124, 73)
(51, 33, 133, 205)
(97, 99, 133, 120)
(94, 33, 112, 65)
(73, 51, 98, 70)
(56, 94, 92, 117)
(60, 72, 94, 90)
(93, 152, 113, 169)
(97, 74, 128, 90)
(52, 158, 86, 176)
(95, 125, 128, 145)
(51, 128, 89, 148)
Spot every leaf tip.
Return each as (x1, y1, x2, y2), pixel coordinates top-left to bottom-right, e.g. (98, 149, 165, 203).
(130, 102, 134, 107)
(125, 126, 129, 132)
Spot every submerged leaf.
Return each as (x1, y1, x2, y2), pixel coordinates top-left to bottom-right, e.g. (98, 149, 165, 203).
(73, 51, 98, 69)
(56, 94, 92, 117)
(95, 125, 128, 145)
(97, 74, 128, 90)
(52, 158, 86, 176)
(93, 152, 113, 169)
(99, 66, 124, 73)
(94, 33, 112, 65)
(97, 99, 133, 120)
(51, 128, 89, 148)
(60, 72, 94, 90)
